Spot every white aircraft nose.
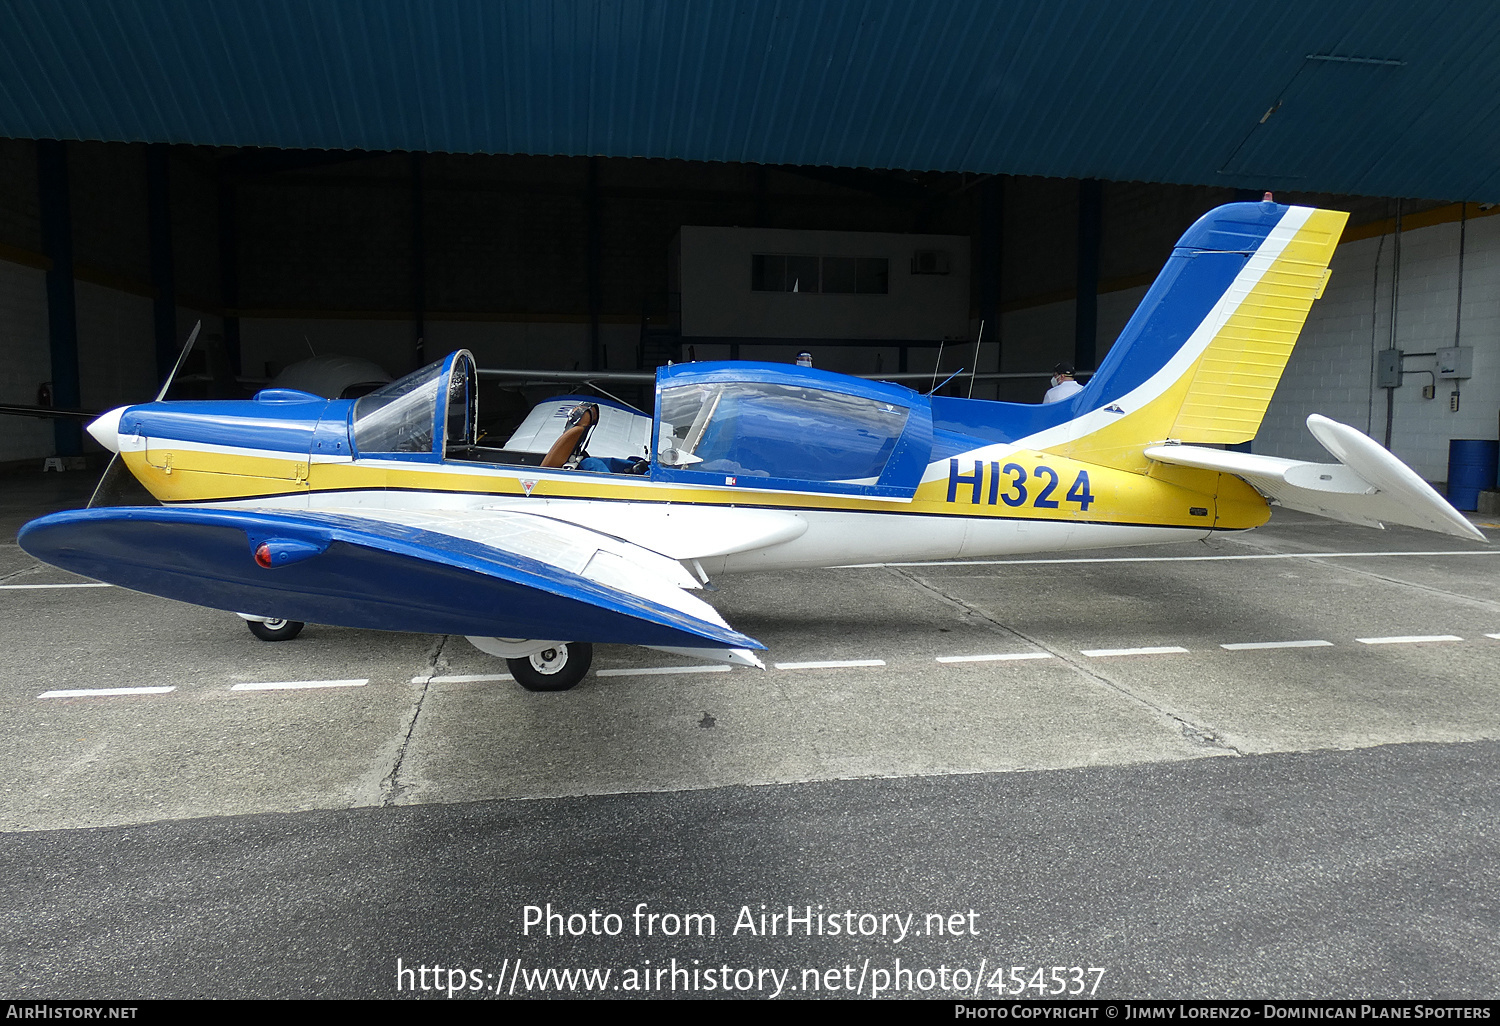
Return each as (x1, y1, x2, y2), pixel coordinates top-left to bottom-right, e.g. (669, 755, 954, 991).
(87, 407, 126, 453)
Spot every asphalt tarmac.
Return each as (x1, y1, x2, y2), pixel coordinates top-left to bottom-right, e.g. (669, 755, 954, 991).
(2, 470, 1498, 999)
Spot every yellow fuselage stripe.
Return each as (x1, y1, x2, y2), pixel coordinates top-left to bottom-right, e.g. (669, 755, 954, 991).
(123, 446, 1270, 531)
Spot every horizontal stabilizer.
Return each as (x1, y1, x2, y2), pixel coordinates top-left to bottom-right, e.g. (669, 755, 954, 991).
(1145, 415, 1485, 541)
(18, 506, 764, 650)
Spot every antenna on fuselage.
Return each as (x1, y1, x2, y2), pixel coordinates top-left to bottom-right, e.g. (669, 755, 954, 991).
(967, 320, 985, 399)
(927, 367, 965, 395)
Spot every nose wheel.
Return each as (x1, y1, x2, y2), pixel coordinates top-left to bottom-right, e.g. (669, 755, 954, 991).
(246, 618, 305, 642)
(506, 642, 593, 692)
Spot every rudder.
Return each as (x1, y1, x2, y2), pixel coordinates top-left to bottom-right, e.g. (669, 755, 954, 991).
(1040, 201, 1349, 472)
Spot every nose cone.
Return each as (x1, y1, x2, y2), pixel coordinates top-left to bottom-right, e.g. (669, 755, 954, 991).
(87, 407, 126, 453)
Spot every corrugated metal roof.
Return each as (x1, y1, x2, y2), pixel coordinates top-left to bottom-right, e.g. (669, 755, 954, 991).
(2, 0, 1499, 199)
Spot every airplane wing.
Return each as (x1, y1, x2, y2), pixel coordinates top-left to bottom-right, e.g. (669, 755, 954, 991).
(18, 505, 766, 664)
(482, 500, 808, 561)
(1145, 414, 1485, 541)
(502, 396, 653, 461)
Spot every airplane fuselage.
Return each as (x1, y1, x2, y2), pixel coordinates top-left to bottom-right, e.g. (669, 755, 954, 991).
(111, 428, 1269, 575)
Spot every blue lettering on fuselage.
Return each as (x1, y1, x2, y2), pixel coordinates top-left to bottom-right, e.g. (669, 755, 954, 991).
(946, 458, 1095, 513)
(946, 459, 983, 504)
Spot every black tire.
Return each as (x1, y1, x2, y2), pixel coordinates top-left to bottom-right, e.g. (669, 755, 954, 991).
(247, 618, 305, 642)
(506, 642, 593, 692)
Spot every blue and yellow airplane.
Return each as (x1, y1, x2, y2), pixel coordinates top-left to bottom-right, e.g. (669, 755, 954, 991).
(20, 200, 1484, 689)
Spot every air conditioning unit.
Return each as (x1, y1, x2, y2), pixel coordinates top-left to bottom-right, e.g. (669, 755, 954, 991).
(910, 249, 951, 275)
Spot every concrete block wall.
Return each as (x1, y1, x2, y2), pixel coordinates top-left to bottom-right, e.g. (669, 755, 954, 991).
(1260, 212, 1500, 483)
(0, 256, 214, 463)
(0, 141, 224, 465)
(0, 139, 40, 251)
(996, 285, 1147, 371)
(0, 258, 54, 462)
(73, 281, 156, 410)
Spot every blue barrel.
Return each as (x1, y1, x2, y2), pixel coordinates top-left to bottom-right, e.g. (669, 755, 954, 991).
(1447, 439, 1499, 511)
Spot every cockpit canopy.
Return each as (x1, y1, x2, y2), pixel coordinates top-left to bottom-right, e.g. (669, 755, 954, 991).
(657, 380, 910, 482)
(352, 350, 474, 458)
(347, 352, 932, 496)
(653, 362, 931, 497)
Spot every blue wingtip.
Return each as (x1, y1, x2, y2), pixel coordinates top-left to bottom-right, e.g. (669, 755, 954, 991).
(20, 506, 764, 651)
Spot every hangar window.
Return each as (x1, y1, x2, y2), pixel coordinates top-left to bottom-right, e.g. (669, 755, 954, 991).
(657, 381, 908, 483)
(751, 255, 888, 294)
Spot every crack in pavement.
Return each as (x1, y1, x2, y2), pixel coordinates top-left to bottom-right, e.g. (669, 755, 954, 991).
(886, 566, 1245, 757)
(380, 635, 449, 806)
(1193, 528, 1500, 613)
(1305, 558, 1500, 614)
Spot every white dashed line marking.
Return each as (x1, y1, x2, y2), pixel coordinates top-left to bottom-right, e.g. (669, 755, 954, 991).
(1356, 635, 1463, 645)
(417, 673, 513, 683)
(596, 665, 733, 677)
(1080, 646, 1190, 658)
(1, 582, 112, 589)
(936, 652, 1055, 664)
(774, 659, 887, 670)
(39, 686, 175, 698)
(1486, 634, 1500, 640)
(854, 550, 1500, 568)
(1220, 640, 1334, 651)
(231, 679, 369, 691)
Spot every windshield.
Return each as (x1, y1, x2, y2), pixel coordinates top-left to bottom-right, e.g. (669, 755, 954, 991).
(657, 381, 909, 482)
(352, 362, 444, 454)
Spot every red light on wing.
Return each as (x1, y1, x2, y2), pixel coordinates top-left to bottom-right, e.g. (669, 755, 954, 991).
(254, 542, 273, 568)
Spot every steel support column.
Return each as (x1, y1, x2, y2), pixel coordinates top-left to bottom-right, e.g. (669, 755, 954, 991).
(147, 144, 177, 384)
(978, 176, 1003, 374)
(411, 152, 426, 370)
(217, 173, 241, 375)
(587, 157, 602, 370)
(36, 140, 81, 456)
(1074, 179, 1102, 373)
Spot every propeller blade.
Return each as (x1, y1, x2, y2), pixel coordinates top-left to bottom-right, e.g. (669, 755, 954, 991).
(155, 320, 202, 401)
(88, 321, 201, 508)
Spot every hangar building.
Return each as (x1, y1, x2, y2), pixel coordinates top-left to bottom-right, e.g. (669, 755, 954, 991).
(2, 0, 1498, 486)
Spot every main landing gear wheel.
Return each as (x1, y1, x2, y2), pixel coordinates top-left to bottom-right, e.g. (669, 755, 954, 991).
(507, 642, 593, 692)
(246, 618, 305, 642)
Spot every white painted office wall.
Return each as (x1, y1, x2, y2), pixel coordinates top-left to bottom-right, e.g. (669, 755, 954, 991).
(676, 226, 970, 341)
(1260, 214, 1500, 483)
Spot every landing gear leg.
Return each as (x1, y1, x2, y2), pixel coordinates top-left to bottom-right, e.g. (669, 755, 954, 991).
(506, 642, 593, 692)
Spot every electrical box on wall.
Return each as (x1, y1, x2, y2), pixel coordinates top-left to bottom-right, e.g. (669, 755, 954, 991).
(1436, 346, 1473, 378)
(1377, 349, 1403, 388)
